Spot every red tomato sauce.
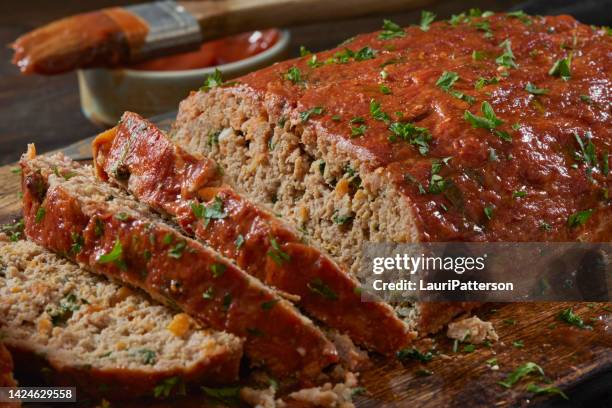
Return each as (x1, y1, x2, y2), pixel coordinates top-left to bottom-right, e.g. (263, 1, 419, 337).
(130, 29, 280, 71)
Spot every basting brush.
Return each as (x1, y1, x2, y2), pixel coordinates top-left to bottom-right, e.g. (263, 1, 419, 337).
(11, 0, 432, 75)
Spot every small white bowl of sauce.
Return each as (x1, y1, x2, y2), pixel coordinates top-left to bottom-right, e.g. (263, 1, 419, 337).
(78, 29, 289, 125)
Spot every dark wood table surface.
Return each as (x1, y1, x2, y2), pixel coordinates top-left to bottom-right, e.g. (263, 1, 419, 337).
(0, 0, 524, 166)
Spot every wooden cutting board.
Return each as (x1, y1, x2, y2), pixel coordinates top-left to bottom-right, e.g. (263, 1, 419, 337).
(0, 117, 610, 407)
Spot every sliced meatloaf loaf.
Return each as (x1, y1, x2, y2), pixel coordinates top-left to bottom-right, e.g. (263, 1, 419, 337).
(172, 12, 610, 270)
(19, 147, 338, 383)
(92, 111, 415, 355)
(0, 239, 242, 399)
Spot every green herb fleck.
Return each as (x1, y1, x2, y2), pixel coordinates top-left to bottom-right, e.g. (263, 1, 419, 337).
(397, 347, 433, 363)
(98, 239, 126, 271)
(138, 349, 157, 365)
(567, 209, 593, 228)
(419, 11, 436, 31)
(267, 237, 290, 265)
(300, 106, 325, 123)
(70, 232, 84, 254)
(115, 212, 128, 221)
(200, 69, 224, 92)
(380, 84, 392, 94)
(168, 241, 186, 259)
(462, 344, 476, 353)
(498, 362, 545, 388)
(201, 386, 241, 406)
(154, 377, 185, 399)
(472, 50, 486, 61)
(284, 66, 303, 84)
(526, 383, 568, 400)
(222, 293, 232, 310)
(558, 308, 592, 329)
(350, 124, 367, 138)
(484, 206, 494, 220)
(234, 234, 245, 249)
(525, 82, 549, 95)
(370, 99, 390, 122)
(496, 39, 518, 69)
(464, 101, 504, 130)
(308, 278, 338, 300)
(379, 19, 405, 39)
(35, 207, 46, 223)
(211, 263, 226, 278)
(513, 340, 524, 348)
(549, 57, 571, 80)
(262, 300, 279, 311)
(202, 287, 214, 300)
(512, 190, 527, 198)
(388, 122, 432, 155)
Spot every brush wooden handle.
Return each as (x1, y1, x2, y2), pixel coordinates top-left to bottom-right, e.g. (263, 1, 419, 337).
(182, 0, 433, 39)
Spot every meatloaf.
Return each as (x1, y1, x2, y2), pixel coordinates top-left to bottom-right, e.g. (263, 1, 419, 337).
(92, 111, 415, 354)
(172, 12, 611, 275)
(19, 147, 338, 383)
(0, 342, 18, 408)
(0, 239, 243, 399)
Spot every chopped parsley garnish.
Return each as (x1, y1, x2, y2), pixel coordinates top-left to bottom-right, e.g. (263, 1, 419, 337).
(525, 82, 549, 95)
(436, 71, 474, 103)
(115, 212, 128, 221)
(300, 106, 325, 122)
(208, 130, 220, 146)
(526, 383, 568, 400)
(436, 71, 459, 91)
(308, 278, 338, 300)
(474, 76, 499, 90)
(332, 212, 354, 225)
(192, 196, 227, 227)
(168, 241, 186, 259)
(370, 99, 390, 122)
(379, 19, 405, 39)
(234, 234, 245, 249)
(549, 57, 571, 80)
(484, 206, 494, 220)
(267, 237, 290, 265)
(419, 11, 436, 31)
(380, 84, 392, 94)
(558, 308, 592, 329)
(496, 39, 518, 69)
(200, 69, 224, 92)
(573, 132, 598, 176)
(35, 207, 45, 223)
(428, 158, 451, 194)
(474, 21, 493, 38)
(201, 386, 241, 406)
(48, 293, 81, 326)
(10, 167, 20, 174)
(211, 263, 226, 278)
(513, 340, 524, 348)
(70, 232, 84, 254)
(507, 10, 532, 25)
(513, 190, 527, 198)
(464, 101, 503, 130)
(350, 124, 367, 138)
(580, 94, 592, 104)
(397, 347, 434, 363)
(498, 362, 545, 388)
(299, 46, 311, 57)
(388, 122, 432, 155)
(472, 50, 486, 61)
(567, 209, 593, 228)
(97, 238, 126, 271)
(486, 358, 498, 367)
(153, 377, 185, 398)
(1, 219, 24, 242)
(284, 66, 303, 84)
(331, 114, 341, 122)
(138, 349, 157, 365)
(261, 300, 279, 311)
(405, 173, 426, 194)
(462, 344, 476, 353)
(162, 234, 173, 245)
(354, 47, 377, 61)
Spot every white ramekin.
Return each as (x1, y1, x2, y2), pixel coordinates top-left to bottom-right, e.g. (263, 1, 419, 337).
(78, 30, 290, 125)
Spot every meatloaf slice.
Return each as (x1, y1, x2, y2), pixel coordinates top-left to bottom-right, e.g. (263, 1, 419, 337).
(19, 147, 338, 382)
(0, 239, 242, 399)
(0, 342, 19, 408)
(92, 111, 415, 355)
(171, 12, 610, 332)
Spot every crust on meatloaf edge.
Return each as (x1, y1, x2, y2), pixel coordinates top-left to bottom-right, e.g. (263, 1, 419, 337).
(171, 13, 610, 333)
